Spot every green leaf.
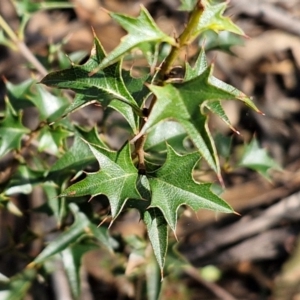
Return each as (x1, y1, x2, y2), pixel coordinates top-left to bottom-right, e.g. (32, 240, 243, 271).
(41, 34, 140, 133)
(0, 269, 37, 300)
(145, 121, 187, 154)
(199, 30, 244, 54)
(13, 0, 73, 15)
(137, 175, 168, 275)
(239, 138, 281, 180)
(42, 182, 66, 226)
(144, 208, 168, 278)
(142, 65, 258, 176)
(191, 0, 245, 40)
(0, 98, 30, 158)
(148, 145, 233, 232)
(32, 204, 90, 265)
(48, 126, 107, 180)
(27, 85, 69, 122)
(61, 244, 98, 299)
(95, 6, 176, 70)
(179, 0, 197, 11)
(145, 252, 163, 300)
(5, 165, 45, 196)
(37, 125, 70, 156)
(5, 79, 36, 111)
(60, 142, 142, 221)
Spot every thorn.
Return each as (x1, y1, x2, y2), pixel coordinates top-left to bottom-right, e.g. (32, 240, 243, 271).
(98, 216, 109, 227)
(234, 211, 241, 217)
(217, 173, 225, 189)
(229, 125, 240, 135)
(258, 110, 265, 116)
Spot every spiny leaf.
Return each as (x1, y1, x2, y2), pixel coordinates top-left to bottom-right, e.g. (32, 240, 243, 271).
(41, 33, 140, 132)
(48, 126, 107, 180)
(0, 97, 30, 158)
(37, 125, 70, 156)
(191, 0, 245, 40)
(94, 6, 176, 70)
(148, 145, 233, 232)
(137, 175, 168, 277)
(26, 85, 69, 122)
(61, 142, 142, 221)
(239, 138, 281, 180)
(142, 59, 261, 176)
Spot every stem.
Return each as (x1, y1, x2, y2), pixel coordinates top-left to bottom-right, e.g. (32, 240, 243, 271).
(134, 1, 204, 172)
(0, 14, 48, 76)
(160, 0, 204, 76)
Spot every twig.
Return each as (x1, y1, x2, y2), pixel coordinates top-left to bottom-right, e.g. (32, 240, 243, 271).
(0, 14, 48, 76)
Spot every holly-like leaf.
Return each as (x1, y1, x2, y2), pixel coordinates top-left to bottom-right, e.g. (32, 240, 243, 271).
(37, 125, 70, 156)
(94, 6, 176, 70)
(239, 138, 281, 180)
(49, 126, 107, 180)
(136, 175, 168, 276)
(144, 207, 168, 278)
(5, 78, 36, 111)
(60, 142, 142, 221)
(41, 33, 140, 133)
(191, 0, 245, 40)
(27, 85, 69, 122)
(148, 145, 233, 232)
(0, 97, 30, 158)
(141, 65, 259, 176)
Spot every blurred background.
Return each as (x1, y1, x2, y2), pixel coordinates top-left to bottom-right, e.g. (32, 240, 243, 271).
(2, 0, 300, 299)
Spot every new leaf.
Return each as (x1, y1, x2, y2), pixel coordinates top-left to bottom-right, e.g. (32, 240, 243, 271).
(61, 142, 142, 221)
(148, 145, 233, 232)
(95, 6, 176, 69)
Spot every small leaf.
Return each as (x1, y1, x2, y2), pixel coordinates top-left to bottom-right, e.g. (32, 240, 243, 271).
(60, 142, 142, 221)
(0, 269, 37, 300)
(148, 145, 233, 232)
(95, 6, 176, 70)
(191, 1, 245, 40)
(37, 125, 70, 156)
(27, 85, 69, 122)
(0, 97, 30, 158)
(239, 138, 281, 180)
(5, 79, 36, 111)
(48, 126, 107, 180)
